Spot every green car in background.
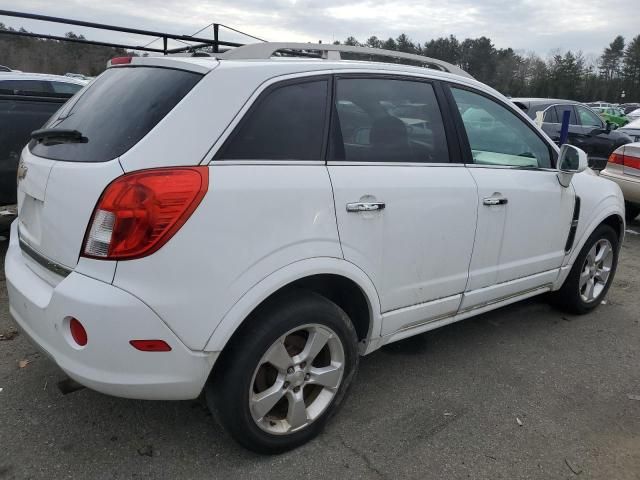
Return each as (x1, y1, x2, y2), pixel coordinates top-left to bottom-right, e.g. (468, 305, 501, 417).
(593, 106, 629, 127)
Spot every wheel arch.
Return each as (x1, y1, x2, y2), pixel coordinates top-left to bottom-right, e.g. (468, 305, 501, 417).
(204, 257, 382, 355)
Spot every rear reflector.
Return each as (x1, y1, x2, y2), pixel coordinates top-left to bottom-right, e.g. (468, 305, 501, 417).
(608, 152, 624, 165)
(110, 56, 133, 65)
(82, 167, 208, 260)
(130, 340, 172, 352)
(69, 318, 88, 346)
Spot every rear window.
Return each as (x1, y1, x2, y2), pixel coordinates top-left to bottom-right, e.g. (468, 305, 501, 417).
(29, 67, 201, 162)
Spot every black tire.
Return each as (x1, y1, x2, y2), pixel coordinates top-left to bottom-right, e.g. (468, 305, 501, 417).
(206, 290, 359, 454)
(552, 224, 619, 314)
(625, 202, 640, 222)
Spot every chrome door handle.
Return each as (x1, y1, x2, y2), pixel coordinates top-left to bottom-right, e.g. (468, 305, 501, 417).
(346, 202, 386, 212)
(483, 196, 508, 206)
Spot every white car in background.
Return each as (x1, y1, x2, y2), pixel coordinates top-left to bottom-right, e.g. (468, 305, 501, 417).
(618, 118, 640, 142)
(625, 108, 640, 122)
(5, 43, 625, 453)
(601, 142, 640, 220)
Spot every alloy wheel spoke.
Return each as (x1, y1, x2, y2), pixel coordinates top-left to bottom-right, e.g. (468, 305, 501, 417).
(286, 390, 308, 430)
(579, 269, 590, 289)
(251, 382, 286, 419)
(308, 364, 343, 390)
(585, 278, 596, 301)
(595, 242, 611, 264)
(300, 328, 331, 364)
(264, 340, 293, 372)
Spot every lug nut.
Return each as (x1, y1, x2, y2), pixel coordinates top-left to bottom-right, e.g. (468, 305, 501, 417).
(304, 373, 310, 381)
(287, 367, 294, 374)
(283, 381, 290, 389)
(300, 362, 306, 368)
(293, 386, 300, 393)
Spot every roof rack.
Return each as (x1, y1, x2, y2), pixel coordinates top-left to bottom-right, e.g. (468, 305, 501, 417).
(219, 42, 473, 79)
(0, 9, 248, 55)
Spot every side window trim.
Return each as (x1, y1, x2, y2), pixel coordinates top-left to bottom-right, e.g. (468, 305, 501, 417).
(443, 82, 558, 169)
(214, 74, 332, 161)
(327, 73, 459, 164)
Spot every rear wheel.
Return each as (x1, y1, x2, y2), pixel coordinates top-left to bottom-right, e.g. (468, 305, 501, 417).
(207, 291, 359, 454)
(552, 224, 619, 314)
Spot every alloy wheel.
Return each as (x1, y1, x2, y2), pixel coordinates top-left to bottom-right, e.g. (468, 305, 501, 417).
(249, 324, 345, 435)
(579, 238, 614, 303)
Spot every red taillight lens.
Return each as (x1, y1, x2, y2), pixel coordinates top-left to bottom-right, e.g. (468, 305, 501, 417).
(130, 340, 172, 352)
(608, 152, 625, 165)
(624, 154, 640, 170)
(110, 56, 133, 65)
(82, 167, 208, 260)
(608, 151, 640, 170)
(69, 318, 88, 346)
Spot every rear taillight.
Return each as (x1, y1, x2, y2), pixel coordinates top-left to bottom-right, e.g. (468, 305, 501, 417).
(82, 167, 208, 260)
(608, 151, 640, 169)
(608, 152, 624, 165)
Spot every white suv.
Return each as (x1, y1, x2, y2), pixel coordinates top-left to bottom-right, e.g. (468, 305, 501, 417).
(5, 43, 625, 453)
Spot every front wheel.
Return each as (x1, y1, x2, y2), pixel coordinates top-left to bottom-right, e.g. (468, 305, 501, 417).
(552, 224, 619, 314)
(207, 291, 359, 454)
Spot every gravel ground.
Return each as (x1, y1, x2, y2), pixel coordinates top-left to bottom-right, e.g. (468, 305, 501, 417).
(0, 215, 639, 479)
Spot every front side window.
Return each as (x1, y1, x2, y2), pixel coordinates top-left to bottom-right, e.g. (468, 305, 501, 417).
(576, 106, 602, 127)
(451, 87, 552, 168)
(330, 78, 449, 163)
(554, 105, 578, 125)
(218, 79, 328, 160)
(542, 106, 558, 123)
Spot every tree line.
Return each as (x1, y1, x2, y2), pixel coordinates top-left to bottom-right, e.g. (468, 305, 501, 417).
(1, 21, 639, 102)
(0, 23, 129, 76)
(337, 33, 640, 102)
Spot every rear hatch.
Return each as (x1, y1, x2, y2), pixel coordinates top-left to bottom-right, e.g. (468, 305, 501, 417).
(17, 65, 203, 271)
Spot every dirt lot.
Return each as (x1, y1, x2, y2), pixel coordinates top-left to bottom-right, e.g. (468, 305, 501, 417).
(0, 215, 639, 480)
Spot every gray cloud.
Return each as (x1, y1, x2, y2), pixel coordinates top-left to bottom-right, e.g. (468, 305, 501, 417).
(1, 0, 637, 57)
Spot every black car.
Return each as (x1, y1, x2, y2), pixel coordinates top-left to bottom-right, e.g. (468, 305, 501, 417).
(0, 74, 84, 205)
(511, 98, 633, 170)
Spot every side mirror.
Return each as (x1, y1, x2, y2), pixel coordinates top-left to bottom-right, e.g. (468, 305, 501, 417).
(557, 144, 588, 187)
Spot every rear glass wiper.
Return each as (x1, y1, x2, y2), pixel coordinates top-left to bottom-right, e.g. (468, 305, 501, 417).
(30, 128, 87, 145)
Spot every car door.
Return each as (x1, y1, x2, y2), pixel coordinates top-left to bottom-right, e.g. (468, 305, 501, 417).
(327, 76, 478, 335)
(575, 104, 612, 170)
(447, 86, 575, 311)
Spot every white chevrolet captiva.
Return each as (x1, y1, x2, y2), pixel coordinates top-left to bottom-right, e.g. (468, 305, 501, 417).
(6, 43, 625, 453)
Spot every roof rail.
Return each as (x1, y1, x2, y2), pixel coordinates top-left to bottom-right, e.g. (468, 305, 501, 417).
(218, 42, 473, 79)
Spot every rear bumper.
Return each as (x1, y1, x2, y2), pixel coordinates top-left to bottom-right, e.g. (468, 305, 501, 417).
(5, 220, 217, 400)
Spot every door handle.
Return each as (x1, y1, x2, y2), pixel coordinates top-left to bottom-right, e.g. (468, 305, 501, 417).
(483, 196, 508, 206)
(346, 202, 386, 212)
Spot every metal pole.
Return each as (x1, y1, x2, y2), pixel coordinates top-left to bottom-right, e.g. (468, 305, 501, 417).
(163, 37, 167, 55)
(213, 24, 219, 53)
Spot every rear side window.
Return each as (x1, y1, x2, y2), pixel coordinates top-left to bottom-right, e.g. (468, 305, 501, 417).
(218, 79, 328, 160)
(30, 67, 201, 162)
(49, 81, 83, 96)
(330, 78, 449, 163)
(542, 106, 558, 123)
(0, 80, 50, 96)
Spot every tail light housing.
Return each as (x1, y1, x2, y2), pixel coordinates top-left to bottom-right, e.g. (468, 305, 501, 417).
(82, 167, 208, 260)
(608, 150, 640, 169)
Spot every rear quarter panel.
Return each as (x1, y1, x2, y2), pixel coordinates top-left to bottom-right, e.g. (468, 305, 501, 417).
(112, 164, 342, 350)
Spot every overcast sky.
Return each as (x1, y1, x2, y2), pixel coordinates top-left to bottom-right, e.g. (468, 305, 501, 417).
(1, 0, 637, 58)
